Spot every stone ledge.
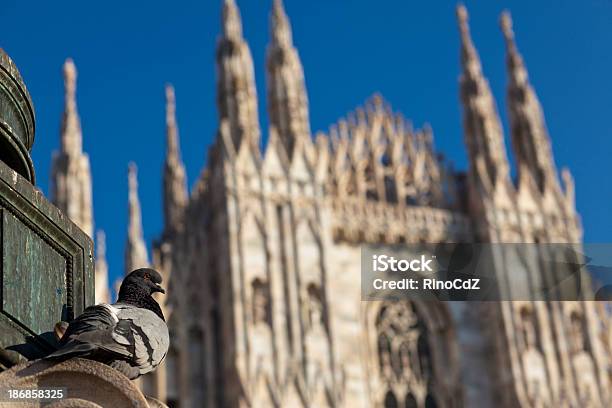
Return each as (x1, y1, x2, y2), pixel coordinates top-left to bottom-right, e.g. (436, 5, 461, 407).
(0, 358, 167, 408)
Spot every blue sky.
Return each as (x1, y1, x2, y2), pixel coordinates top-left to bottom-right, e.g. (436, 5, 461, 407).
(2, 0, 611, 288)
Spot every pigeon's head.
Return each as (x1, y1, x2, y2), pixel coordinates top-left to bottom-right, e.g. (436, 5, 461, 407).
(122, 268, 166, 295)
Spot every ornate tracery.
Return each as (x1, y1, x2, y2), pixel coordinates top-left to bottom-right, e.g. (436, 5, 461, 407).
(375, 302, 439, 408)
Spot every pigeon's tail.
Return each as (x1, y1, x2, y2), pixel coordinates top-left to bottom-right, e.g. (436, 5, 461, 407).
(44, 341, 96, 361)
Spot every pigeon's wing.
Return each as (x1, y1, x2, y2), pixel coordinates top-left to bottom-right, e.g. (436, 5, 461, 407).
(46, 304, 133, 360)
(59, 304, 116, 341)
(115, 305, 170, 374)
(47, 303, 169, 377)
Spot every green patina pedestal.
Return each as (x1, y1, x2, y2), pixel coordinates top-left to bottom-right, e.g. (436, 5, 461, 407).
(0, 48, 94, 370)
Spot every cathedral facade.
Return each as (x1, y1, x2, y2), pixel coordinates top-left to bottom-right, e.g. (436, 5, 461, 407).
(51, 1, 612, 407)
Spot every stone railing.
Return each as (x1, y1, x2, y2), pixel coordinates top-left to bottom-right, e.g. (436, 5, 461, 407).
(0, 358, 167, 408)
(329, 198, 471, 244)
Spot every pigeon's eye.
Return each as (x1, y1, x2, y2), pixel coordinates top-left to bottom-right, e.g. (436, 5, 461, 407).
(144, 273, 151, 281)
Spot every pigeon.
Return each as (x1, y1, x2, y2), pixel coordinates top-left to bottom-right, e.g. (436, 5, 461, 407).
(45, 268, 169, 380)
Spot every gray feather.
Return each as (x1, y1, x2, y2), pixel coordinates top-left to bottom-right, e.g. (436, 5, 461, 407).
(45, 303, 169, 376)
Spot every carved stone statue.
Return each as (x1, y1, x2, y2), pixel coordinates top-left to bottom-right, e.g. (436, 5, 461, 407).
(570, 312, 599, 406)
(518, 307, 550, 406)
(252, 279, 270, 326)
(306, 284, 324, 331)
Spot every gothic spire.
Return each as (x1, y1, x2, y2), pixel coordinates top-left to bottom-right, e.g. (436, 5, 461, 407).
(457, 5, 483, 87)
(271, 0, 292, 47)
(456, 5, 511, 195)
(501, 12, 560, 194)
(125, 162, 149, 275)
(222, 0, 243, 41)
(95, 230, 110, 304)
(266, 0, 311, 157)
(51, 58, 94, 238)
(61, 58, 82, 156)
(163, 84, 188, 236)
(216, 0, 261, 150)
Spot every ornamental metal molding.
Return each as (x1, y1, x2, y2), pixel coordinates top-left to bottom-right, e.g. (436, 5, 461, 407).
(0, 48, 35, 183)
(0, 160, 94, 360)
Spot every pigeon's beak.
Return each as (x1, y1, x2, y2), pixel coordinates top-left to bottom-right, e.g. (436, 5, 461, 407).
(153, 283, 166, 294)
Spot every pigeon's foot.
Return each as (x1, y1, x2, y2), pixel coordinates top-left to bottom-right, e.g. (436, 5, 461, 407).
(54, 321, 69, 341)
(109, 359, 140, 380)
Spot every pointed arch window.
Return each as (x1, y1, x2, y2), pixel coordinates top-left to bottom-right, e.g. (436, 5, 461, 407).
(188, 327, 207, 404)
(424, 394, 438, 408)
(376, 302, 440, 407)
(405, 393, 418, 408)
(166, 345, 179, 408)
(384, 391, 398, 408)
